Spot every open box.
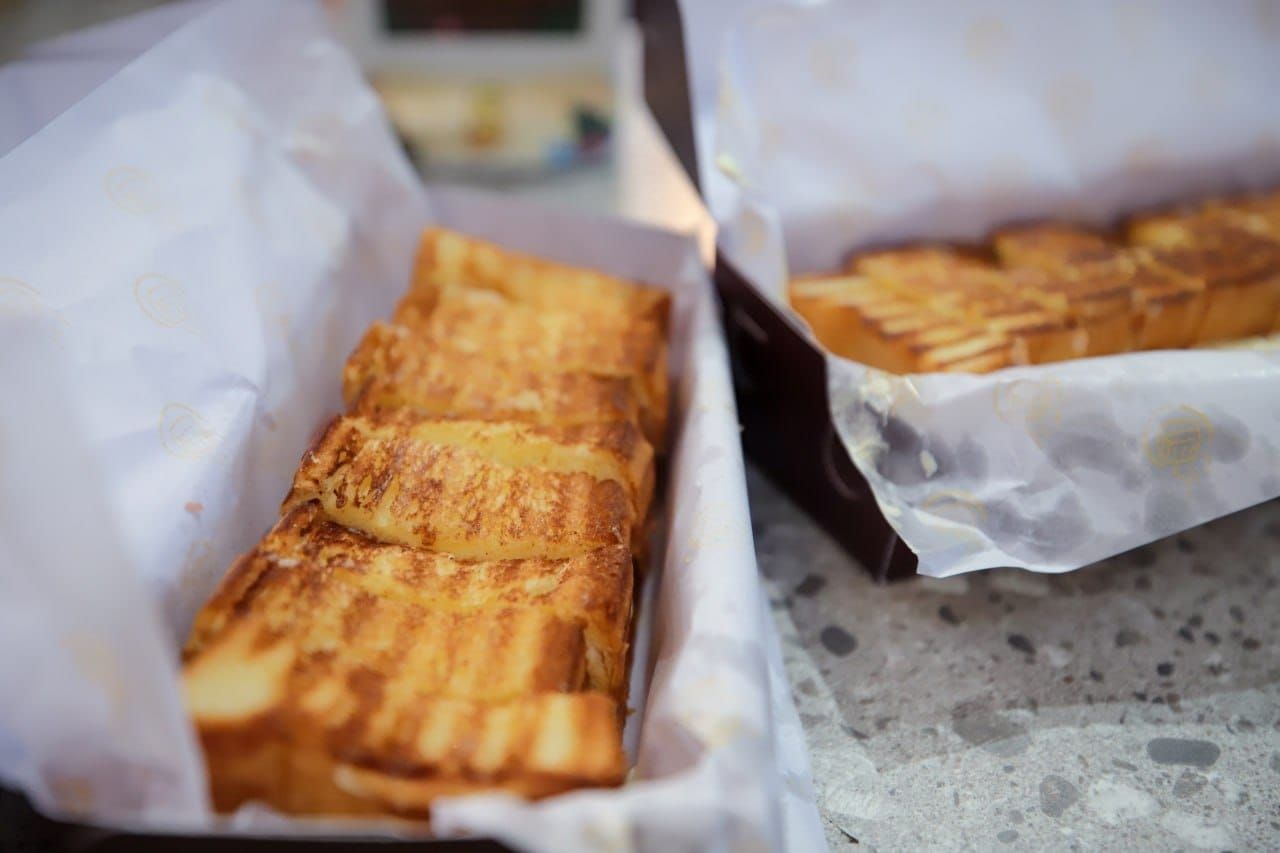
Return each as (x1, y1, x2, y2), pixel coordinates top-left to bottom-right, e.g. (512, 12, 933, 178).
(0, 2, 822, 850)
(639, 0, 916, 580)
(637, 0, 1280, 582)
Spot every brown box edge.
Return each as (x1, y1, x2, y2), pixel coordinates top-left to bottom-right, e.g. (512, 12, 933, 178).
(637, 0, 917, 580)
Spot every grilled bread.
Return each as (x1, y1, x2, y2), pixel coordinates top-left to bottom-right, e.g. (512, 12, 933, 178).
(406, 227, 671, 329)
(284, 412, 649, 557)
(993, 225, 1208, 351)
(1211, 189, 1280, 331)
(844, 248, 1015, 371)
(792, 188, 1280, 373)
(395, 287, 669, 449)
(1128, 216, 1280, 342)
(790, 274, 1014, 373)
(185, 231, 669, 818)
(858, 252, 1081, 364)
(191, 691, 625, 817)
(344, 322, 643, 429)
(991, 222, 1113, 269)
(795, 246, 1083, 372)
(185, 525, 627, 810)
(185, 501, 633, 701)
(1125, 252, 1208, 350)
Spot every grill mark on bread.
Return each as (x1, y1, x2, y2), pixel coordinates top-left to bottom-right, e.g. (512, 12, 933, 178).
(793, 192, 1280, 372)
(185, 229, 659, 815)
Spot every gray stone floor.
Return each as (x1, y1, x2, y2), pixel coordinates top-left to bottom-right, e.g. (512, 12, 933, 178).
(750, 464, 1280, 852)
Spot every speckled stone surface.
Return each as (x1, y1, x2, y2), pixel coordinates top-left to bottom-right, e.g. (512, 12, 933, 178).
(750, 464, 1280, 851)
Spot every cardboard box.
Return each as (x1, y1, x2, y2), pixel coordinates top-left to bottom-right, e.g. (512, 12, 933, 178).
(637, 0, 1280, 582)
(638, 0, 918, 580)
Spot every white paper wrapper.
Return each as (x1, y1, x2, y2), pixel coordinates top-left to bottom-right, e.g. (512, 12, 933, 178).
(683, 0, 1280, 576)
(0, 2, 823, 850)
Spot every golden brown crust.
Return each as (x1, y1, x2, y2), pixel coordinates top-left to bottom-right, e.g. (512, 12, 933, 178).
(409, 227, 671, 330)
(190, 503, 633, 692)
(183, 503, 630, 816)
(197, 687, 625, 816)
(1139, 226, 1280, 342)
(284, 413, 641, 557)
(849, 245, 989, 277)
(392, 288, 669, 451)
(793, 187, 1280, 372)
(186, 230, 667, 819)
(344, 322, 643, 430)
(991, 222, 1113, 269)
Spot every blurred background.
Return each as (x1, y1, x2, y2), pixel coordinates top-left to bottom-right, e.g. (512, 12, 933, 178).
(0, 0, 681, 219)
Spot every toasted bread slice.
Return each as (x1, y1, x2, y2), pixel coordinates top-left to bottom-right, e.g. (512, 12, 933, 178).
(406, 227, 670, 329)
(971, 268, 1081, 364)
(358, 409, 653, 521)
(1210, 189, 1280, 224)
(321, 693, 625, 816)
(1126, 205, 1212, 248)
(189, 634, 620, 815)
(1126, 250, 1208, 349)
(285, 413, 638, 558)
(1020, 258, 1134, 357)
(849, 245, 989, 278)
(849, 253, 1077, 367)
(185, 543, 588, 709)
(193, 687, 625, 817)
(992, 223, 1113, 269)
(798, 189, 1280, 372)
(1135, 219, 1280, 342)
(886, 264, 1078, 365)
(1211, 190, 1280, 330)
(186, 502, 633, 703)
(788, 274, 1014, 373)
(183, 506, 628, 816)
(344, 322, 643, 431)
(788, 275, 908, 367)
(1208, 190, 1280, 255)
(394, 287, 669, 451)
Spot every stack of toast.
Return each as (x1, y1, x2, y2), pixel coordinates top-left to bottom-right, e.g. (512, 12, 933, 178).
(181, 228, 670, 818)
(790, 188, 1280, 373)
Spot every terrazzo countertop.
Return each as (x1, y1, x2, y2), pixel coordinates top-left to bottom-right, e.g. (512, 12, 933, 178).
(750, 465, 1280, 851)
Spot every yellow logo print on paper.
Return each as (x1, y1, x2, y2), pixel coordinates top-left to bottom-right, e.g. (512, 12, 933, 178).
(0, 277, 69, 342)
(993, 378, 1065, 442)
(104, 166, 160, 215)
(159, 403, 218, 459)
(133, 274, 188, 328)
(918, 488, 987, 547)
(0, 277, 44, 313)
(964, 17, 1008, 68)
(1143, 405, 1212, 479)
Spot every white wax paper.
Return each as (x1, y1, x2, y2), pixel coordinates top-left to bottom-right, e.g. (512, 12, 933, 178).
(684, 0, 1280, 576)
(0, 2, 823, 850)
